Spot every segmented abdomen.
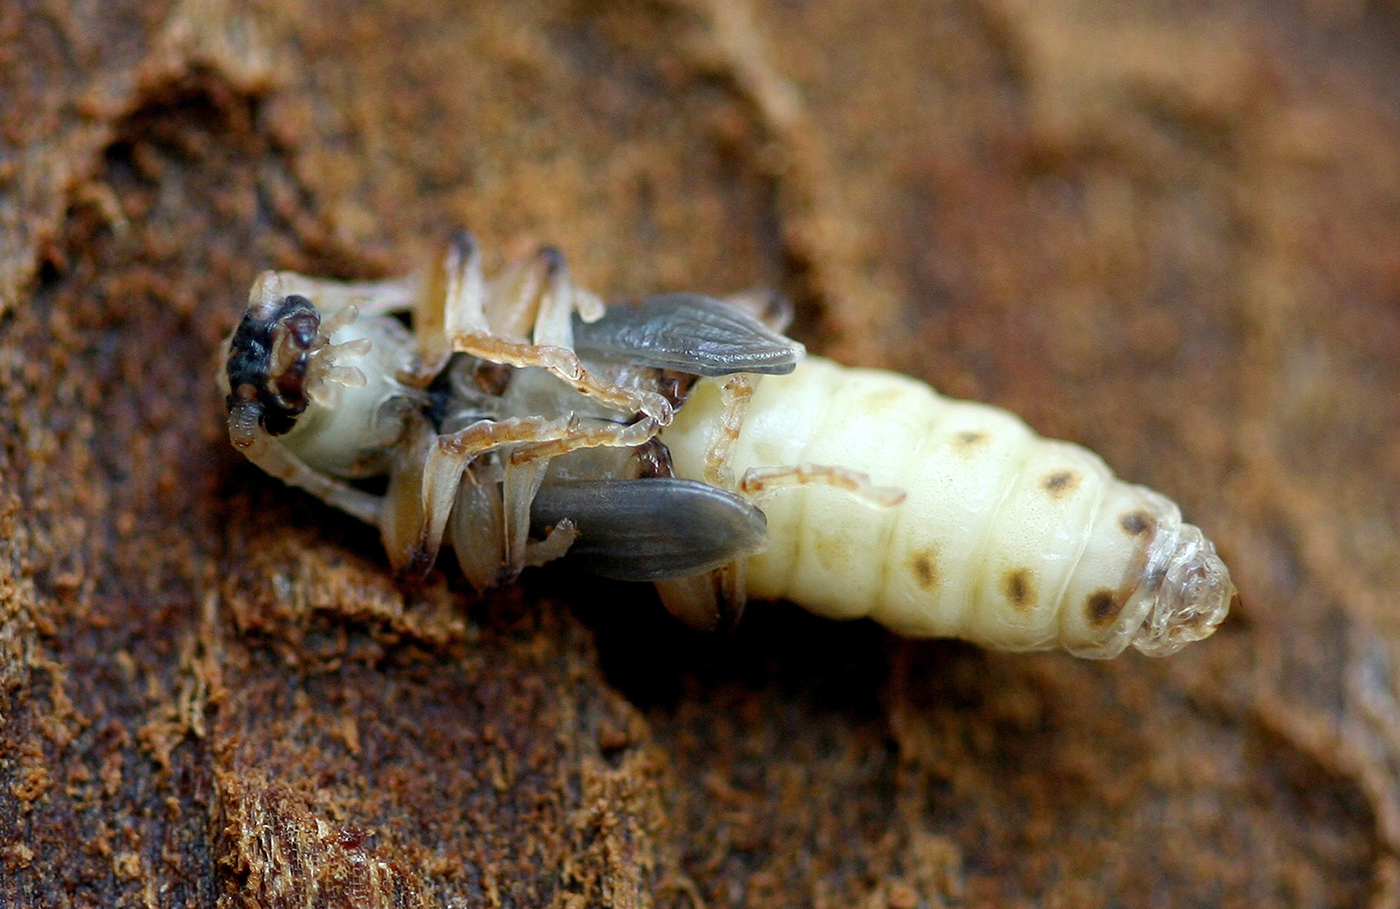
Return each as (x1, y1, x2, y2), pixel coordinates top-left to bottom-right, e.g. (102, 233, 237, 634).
(661, 357, 1234, 658)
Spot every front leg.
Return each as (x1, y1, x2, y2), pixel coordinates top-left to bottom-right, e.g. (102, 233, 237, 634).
(235, 431, 385, 526)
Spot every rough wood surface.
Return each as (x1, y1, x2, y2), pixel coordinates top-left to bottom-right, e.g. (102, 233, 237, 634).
(3, 0, 1399, 906)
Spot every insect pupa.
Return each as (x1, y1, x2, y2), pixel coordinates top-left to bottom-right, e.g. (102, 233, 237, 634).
(219, 233, 1235, 658)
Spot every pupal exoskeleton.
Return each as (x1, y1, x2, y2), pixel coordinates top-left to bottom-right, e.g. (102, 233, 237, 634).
(219, 233, 1234, 658)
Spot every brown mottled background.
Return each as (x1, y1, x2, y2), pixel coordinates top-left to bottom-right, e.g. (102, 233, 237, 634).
(2, 0, 1398, 906)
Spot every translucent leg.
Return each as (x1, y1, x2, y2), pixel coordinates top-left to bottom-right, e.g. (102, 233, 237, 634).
(429, 232, 671, 423)
(236, 432, 384, 525)
(739, 463, 906, 508)
(701, 375, 754, 490)
(506, 415, 662, 464)
(413, 230, 487, 377)
(380, 414, 577, 579)
(502, 456, 551, 580)
(661, 373, 905, 630)
(271, 272, 417, 318)
(450, 459, 579, 588)
(521, 519, 579, 569)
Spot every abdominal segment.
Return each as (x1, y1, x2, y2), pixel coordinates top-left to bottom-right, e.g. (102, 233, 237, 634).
(661, 356, 1231, 657)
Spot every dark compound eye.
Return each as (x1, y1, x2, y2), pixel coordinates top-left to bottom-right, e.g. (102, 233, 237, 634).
(224, 294, 324, 435)
(280, 296, 321, 348)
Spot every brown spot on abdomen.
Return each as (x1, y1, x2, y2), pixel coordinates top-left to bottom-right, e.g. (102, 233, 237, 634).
(1003, 568, 1035, 610)
(1120, 510, 1155, 537)
(1041, 470, 1079, 497)
(908, 547, 939, 590)
(951, 430, 988, 454)
(1086, 589, 1126, 627)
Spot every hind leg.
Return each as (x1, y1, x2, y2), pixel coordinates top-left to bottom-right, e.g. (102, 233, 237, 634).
(649, 374, 757, 630)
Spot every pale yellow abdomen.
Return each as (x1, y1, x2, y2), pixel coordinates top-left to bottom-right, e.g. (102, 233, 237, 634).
(661, 357, 1233, 658)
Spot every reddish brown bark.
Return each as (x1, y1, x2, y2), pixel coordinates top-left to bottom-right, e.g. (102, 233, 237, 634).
(3, 1, 1398, 906)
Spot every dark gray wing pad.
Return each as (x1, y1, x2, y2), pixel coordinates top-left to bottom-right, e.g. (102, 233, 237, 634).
(530, 478, 767, 581)
(571, 293, 803, 376)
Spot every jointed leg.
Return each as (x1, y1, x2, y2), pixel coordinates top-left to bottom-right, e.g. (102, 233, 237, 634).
(739, 464, 906, 507)
(237, 432, 384, 525)
(381, 413, 579, 579)
(657, 374, 905, 629)
(506, 415, 663, 465)
(431, 232, 672, 423)
(449, 457, 579, 588)
(382, 408, 673, 581)
(272, 272, 417, 318)
(701, 375, 754, 491)
(649, 374, 756, 631)
(501, 456, 551, 579)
